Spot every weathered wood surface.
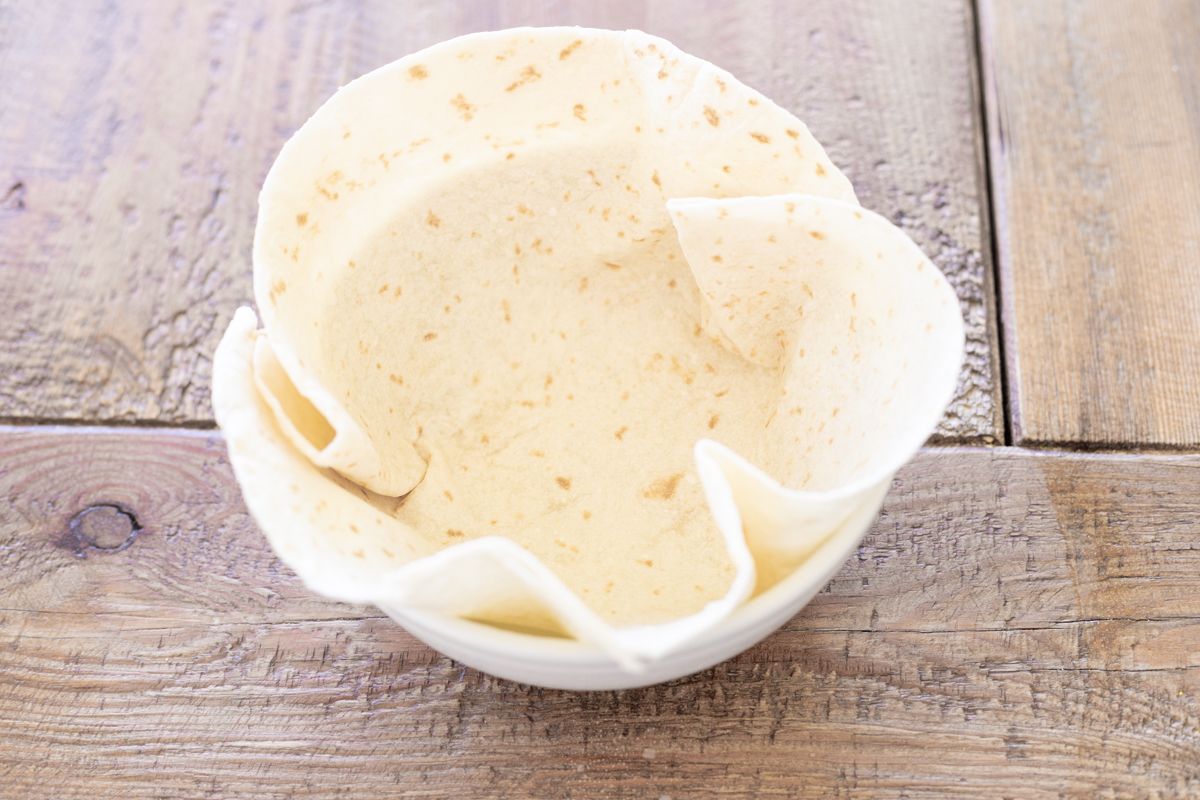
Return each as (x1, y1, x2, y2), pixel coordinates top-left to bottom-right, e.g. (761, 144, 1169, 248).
(981, 0, 1200, 447)
(0, 0, 1000, 441)
(2, 426, 1198, 798)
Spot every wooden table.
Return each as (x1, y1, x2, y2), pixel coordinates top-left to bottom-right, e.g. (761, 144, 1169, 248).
(2, 1, 1198, 796)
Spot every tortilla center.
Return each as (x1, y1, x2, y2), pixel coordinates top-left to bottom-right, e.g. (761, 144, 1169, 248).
(321, 145, 783, 626)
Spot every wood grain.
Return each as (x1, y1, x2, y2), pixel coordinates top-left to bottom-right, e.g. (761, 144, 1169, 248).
(0, 0, 1000, 441)
(2, 426, 1198, 798)
(981, 0, 1200, 447)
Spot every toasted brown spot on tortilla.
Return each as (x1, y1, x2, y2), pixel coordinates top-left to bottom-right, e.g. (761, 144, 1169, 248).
(295, 212, 308, 226)
(573, 103, 587, 121)
(559, 39, 583, 59)
(450, 93, 476, 121)
(708, 414, 720, 429)
(506, 64, 542, 92)
(643, 473, 683, 500)
(268, 280, 287, 304)
(639, 559, 654, 567)
(614, 426, 628, 440)
(815, 163, 827, 177)
(748, 97, 759, 106)
(444, 490, 454, 501)
(426, 210, 441, 227)
(409, 64, 429, 80)
(586, 169, 602, 187)
(422, 332, 437, 341)
(604, 261, 622, 270)
(651, 171, 661, 187)
(388, 373, 403, 385)
(785, 128, 800, 139)
(703, 106, 720, 126)
(582, 510, 592, 520)
(749, 132, 770, 143)
(809, 230, 825, 240)
(446, 529, 464, 538)
(555, 476, 572, 490)
(377, 283, 389, 294)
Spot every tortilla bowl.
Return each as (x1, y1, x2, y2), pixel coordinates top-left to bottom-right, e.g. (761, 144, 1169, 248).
(212, 26, 964, 686)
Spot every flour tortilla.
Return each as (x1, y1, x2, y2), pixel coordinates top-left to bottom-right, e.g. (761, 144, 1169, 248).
(212, 27, 963, 667)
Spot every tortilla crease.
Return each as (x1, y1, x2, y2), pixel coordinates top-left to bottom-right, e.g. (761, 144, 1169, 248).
(212, 27, 964, 669)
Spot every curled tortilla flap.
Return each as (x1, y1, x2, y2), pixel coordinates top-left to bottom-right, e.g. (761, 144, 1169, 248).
(669, 194, 965, 587)
(213, 308, 435, 601)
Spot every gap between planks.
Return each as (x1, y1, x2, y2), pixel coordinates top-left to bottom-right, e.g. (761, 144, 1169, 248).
(7, 420, 1200, 455)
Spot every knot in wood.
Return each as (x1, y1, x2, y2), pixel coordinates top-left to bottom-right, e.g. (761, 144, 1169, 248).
(67, 503, 142, 557)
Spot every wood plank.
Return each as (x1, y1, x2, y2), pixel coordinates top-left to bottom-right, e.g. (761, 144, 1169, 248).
(2, 426, 1198, 798)
(981, 0, 1200, 446)
(0, 0, 1000, 441)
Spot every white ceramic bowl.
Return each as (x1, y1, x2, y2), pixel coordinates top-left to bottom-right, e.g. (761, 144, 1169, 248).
(381, 482, 887, 690)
